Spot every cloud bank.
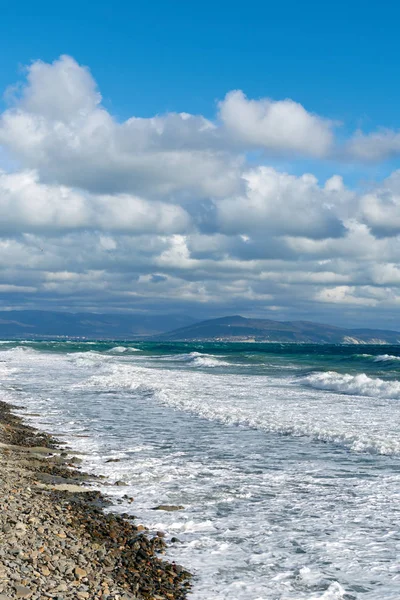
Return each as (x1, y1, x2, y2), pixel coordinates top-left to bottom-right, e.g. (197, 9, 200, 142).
(1, 55, 400, 327)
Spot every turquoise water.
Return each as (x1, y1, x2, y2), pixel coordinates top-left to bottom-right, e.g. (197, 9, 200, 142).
(3, 338, 400, 375)
(1, 341, 400, 599)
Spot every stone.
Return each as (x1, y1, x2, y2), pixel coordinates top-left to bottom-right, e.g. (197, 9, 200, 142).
(56, 531, 67, 539)
(56, 582, 68, 592)
(15, 586, 31, 598)
(74, 567, 87, 579)
(152, 505, 185, 511)
(0, 401, 193, 600)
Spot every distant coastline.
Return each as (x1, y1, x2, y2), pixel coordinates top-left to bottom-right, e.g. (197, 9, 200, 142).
(1, 311, 400, 344)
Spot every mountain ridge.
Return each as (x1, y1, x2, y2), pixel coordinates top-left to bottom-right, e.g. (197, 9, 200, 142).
(156, 315, 400, 344)
(1, 311, 399, 344)
(0, 310, 195, 339)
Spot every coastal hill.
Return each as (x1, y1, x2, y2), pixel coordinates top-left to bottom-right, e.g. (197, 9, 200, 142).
(157, 315, 400, 344)
(0, 310, 195, 339)
(1, 311, 400, 343)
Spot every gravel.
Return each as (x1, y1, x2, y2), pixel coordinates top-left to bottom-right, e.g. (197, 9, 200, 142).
(0, 401, 192, 599)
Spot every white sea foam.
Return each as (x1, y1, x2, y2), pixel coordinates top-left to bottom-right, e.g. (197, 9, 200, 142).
(73, 362, 400, 455)
(302, 371, 400, 398)
(66, 351, 109, 369)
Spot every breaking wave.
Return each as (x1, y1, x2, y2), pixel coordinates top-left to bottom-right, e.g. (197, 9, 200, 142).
(191, 355, 232, 368)
(354, 353, 400, 363)
(162, 352, 232, 368)
(108, 346, 140, 353)
(302, 371, 400, 398)
(3, 346, 37, 355)
(373, 354, 400, 362)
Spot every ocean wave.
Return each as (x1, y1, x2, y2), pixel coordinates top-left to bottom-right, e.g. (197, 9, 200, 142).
(5, 344, 398, 597)
(353, 352, 400, 363)
(108, 346, 140, 354)
(1, 346, 37, 355)
(162, 351, 232, 368)
(373, 354, 400, 362)
(192, 355, 232, 368)
(301, 371, 400, 398)
(67, 351, 109, 368)
(64, 361, 400, 456)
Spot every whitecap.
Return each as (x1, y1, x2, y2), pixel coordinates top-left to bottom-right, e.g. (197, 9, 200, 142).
(373, 354, 400, 362)
(108, 346, 140, 353)
(301, 371, 400, 399)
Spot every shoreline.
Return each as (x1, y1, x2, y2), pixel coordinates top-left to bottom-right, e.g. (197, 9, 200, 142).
(0, 400, 192, 600)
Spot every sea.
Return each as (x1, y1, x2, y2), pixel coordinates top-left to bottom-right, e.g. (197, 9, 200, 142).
(0, 340, 399, 600)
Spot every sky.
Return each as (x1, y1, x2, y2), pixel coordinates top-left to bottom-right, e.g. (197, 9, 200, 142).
(1, 0, 400, 328)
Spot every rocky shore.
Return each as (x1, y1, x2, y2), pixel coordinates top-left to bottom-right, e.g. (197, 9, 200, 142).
(0, 401, 192, 600)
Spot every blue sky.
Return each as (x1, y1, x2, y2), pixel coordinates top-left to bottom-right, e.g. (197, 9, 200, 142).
(0, 1, 400, 328)
(1, 0, 399, 124)
(1, 0, 399, 187)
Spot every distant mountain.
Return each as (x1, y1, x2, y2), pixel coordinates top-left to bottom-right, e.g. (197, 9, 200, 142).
(0, 310, 195, 339)
(157, 315, 400, 344)
(2, 312, 399, 344)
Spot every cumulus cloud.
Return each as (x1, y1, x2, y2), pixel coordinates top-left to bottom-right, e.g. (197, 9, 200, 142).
(0, 56, 241, 198)
(347, 129, 400, 161)
(315, 285, 378, 306)
(0, 169, 190, 234)
(217, 167, 348, 239)
(1, 55, 400, 326)
(219, 90, 334, 157)
(359, 171, 400, 236)
(16, 55, 101, 120)
(0, 55, 340, 202)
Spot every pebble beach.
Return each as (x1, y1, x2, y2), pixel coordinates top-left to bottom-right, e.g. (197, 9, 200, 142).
(0, 400, 192, 600)
(2, 342, 400, 599)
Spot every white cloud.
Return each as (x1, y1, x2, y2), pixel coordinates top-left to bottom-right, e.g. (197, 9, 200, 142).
(315, 285, 378, 306)
(217, 167, 347, 239)
(357, 171, 400, 235)
(219, 90, 334, 157)
(347, 129, 400, 161)
(367, 263, 400, 285)
(1, 55, 400, 326)
(0, 169, 190, 234)
(0, 55, 339, 203)
(0, 56, 242, 198)
(0, 284, 37, 293)
(17, 55, 101, 121)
